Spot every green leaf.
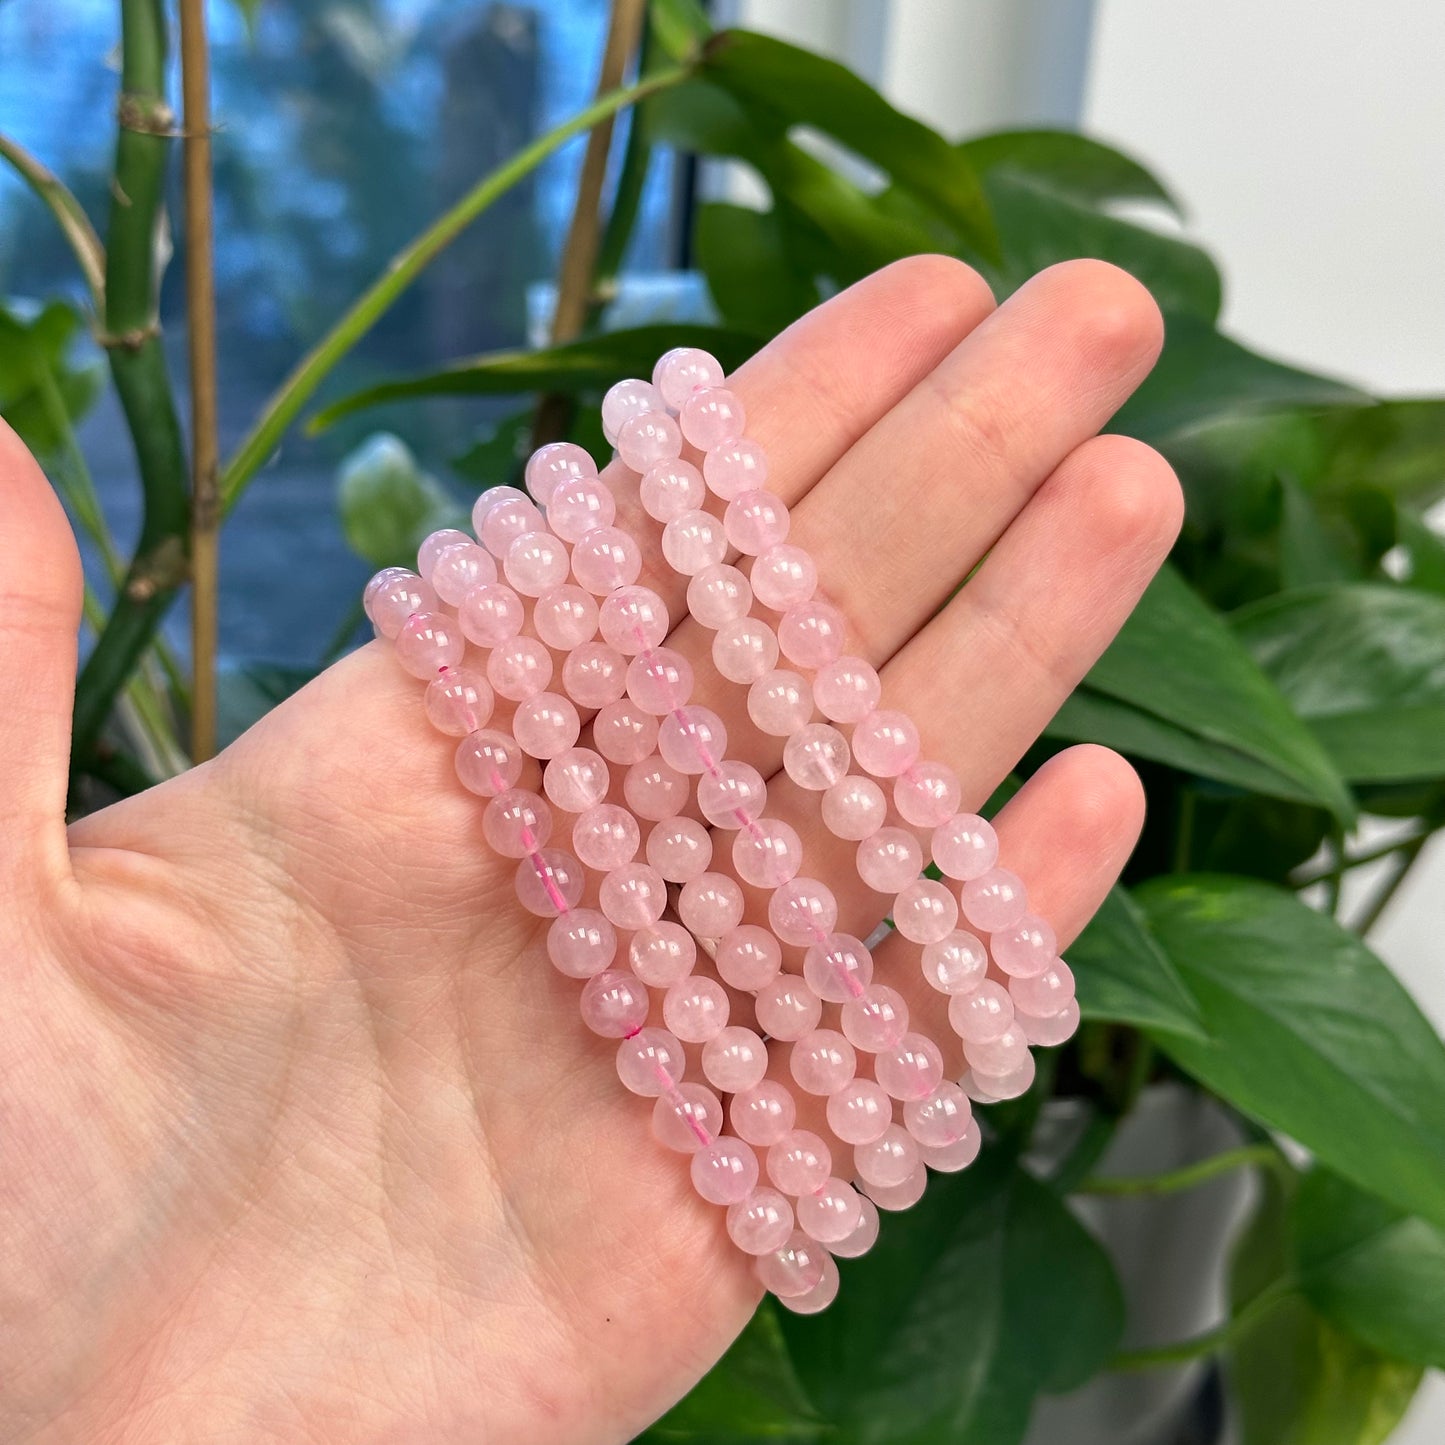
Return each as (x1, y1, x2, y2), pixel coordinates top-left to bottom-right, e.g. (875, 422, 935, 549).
(1294, 1168, 1445, 1370)
(1233, 583, 1445, 783)
(1140, 875, 1445, 1232)
(777, 1154, 1123, 1444)
(647, 0, 712, 65)
(335, 433, 460, 569)
(449, 408, 532, 488)
(960, 128, 1181, 213)
(694, 202, 820, 335)
(1395, 506, 1445, 595)
(1065, 886, 1205, 1039)
(1278, 473, 1359, 589)
(0, 299, 104, 458)
(1313, 399, 1445, 505)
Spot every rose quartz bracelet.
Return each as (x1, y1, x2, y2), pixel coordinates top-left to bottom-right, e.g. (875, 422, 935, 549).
(362, 347, 1079, 1313)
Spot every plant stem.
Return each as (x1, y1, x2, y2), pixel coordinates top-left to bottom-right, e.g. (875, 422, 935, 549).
(178, 0, 220, 762)
(1077, 1143, 1286, 1198)
(1171, 785, 1196, 874)
(221, 63, 687, 510)
(1293, 826, 1434, 888)
(0, 132, 106, 308)
(1110, 1278, 1295, 1371)
(1356, 830, 1433, 935)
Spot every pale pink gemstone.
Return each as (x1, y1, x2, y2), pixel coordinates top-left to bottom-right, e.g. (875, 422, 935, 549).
(961, 868, 1029, 933)
(598, 586, 671, 655)
(663, 976, 730, 1043)
(487, 636, 553, 702)
(686, 563, 753, 629)
(932, 813, 999, 881)
(662, 509, 727, 575)
(547, 475, 617, 543)
(601, 377, 661, 445)
(547, 908, 617, 979)
(778, 1253, 841, 1315)
(821, 775, 887, 840)
(856, 827, 924, 893)
(875, 1032, 945, 1102)
(615, 1026, 685, 1096)
(696, 760, 767, 829)
(966, 1024, 1030, 1079)
(712, 617, 779, 684)
(678, 872, 745, 938)
(366, 569, 437, 638)
(626, 647, 694, 715)
(459, 582, 526, 648)
(455, 729, 523, 797)
(811, 655, 881, 724)
(533, 585, 599, 650)
(571, 526, 642, 595)
(658, 705, 728, 775)
(732, 819, 803, 888)
(417, 529, 470, 577)
(599, 861, 667, 930)
(730, 1081, 796, 1147)
(789, 1029, 857, 1096)
(1010, 959, 1075, 1017)
(967, 1052, 1037, 1100)
(513, 849, 585, 917)
(652, 1083, 723, 1153)
(851, 709, 921, 778)
(478, 494, 544, 557)
(561, 642, 628, 709)
(629, 922, 698, 988)
(482, 788, 552, 858)
(830, 1194, 881, 1258)
(646, 816, 713, 882)
(854, 1124, 919, 1189)
(572, 803, 641, 871)
(755, 1230, 828, 1300)
(992, 913, 1059, 978)
(692, 1137, 760, 1206)
(894, 761, 962, 829)
(703, 437, 768, 499)
(783, 724, 850, 790)
(503, 531, 569, 597)
(622, 756, 690, 821)
(542, 747, 610, 814)
(754, 977, 823, 1041)
(767, 1129, 832, 1196)
(430, 541, 496, 605)
(679, 385, 746, 450)
(747, 669, 812, 736)
(1016, 998, 1080, 1048)
(864, 1163, 927, 1212)
(639, 458, 705, 523)
(727, 1188, 794, 1256)
(920, 1119, 983, 1173)
(394, 611, 464, 678)
(749, 544, 817, 612)
(905, 1082, 973, 1148)
(472, 484, 530, 532)
(893, 879, 959, 944)
(724, 489, 790, 556)
(802, 933, 873, 1004)
(797, 1178, 864, 1245)
(579, 969, 650, 1038)
(702, 1026, 770, 1093)
(617, 410, 683, 472)
(715, 925, 782, 991)
(948, 979, 1015, 1043)
(922, 930, 990, 994)
(525, 441, 595, 506)
(839, 984, 910, 1053)
(592, 701, 659, 765)
(653, 346, 726, 409)
(826, 1078, 893, 1146)
(512, 692, 580, 760)
(424, 669, 493, 736)
(768, 877, 837, 946)
(777, 599, 846, 670)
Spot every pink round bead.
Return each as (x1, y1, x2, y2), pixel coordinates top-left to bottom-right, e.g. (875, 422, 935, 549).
(920, 1119, 983, 1173)
(513, 849, 585, 917)
(615, 1027, 685, 1096)
(542, 747, 610, 814)
(653, 346, 726, 409)
(366, 569, 436, 638)
(525, 441, 595, 506)
(967, 1054, 1038, 1102)
(1016, 998, 1081, 1048)
(727, 1188, 794, 1256)
(626, 647, 694, 715)
(503, 530, 569, 597)
(874, 1032, 945, 1102)
(966, 1024, 1030, 1079)
(486, 635, 553, 701)
(864, 1163, 927, 1212)
(948, 980, 1015, 1043)
(724, 489, 790, 555)
(754, 977, 823, 1041)
(767, 1129, 832, 1197)
(598, 586, 670, 655)
(893, 879, 960, 944)
(598, 861, 667, 931)
(430, 541, 496, 605)
(905, 1081, 973, 1148)
(747, 669, 813, 736)
(592, 701, 659, 765)
(547, 475, 617, 543)
(617, 409, 683, 472)
(482, 788, 552, 858)
(663, 976, 730, 1043)
(895, 761, 962, 829)
(802, 933, 873, 1004)
(424, 669, 493, 736)
(572, 803, 641, 871)
(713, 617, 779, 684)
(854, 1124, 920, 1190)
(922, 930, 990, 995)
(692, 1137, 760, 1206)
(662, 509, 727, 575)
(547, 908, 617, 979)
(533, 585, 599, 651)
(639, 458, 706, 523)
(851, 710, 921, 778)
(652, 1083, 723, 1153)
(455, 729, 523, 797)
(703, 437, 768, 499)
(702, 1026, 770, 1093)
(961, 868, 1029, 933)
(571, 526, 643, 595)
(796, 1178, 864, 1246)
(561, 642, 628, 710)
(601, 377, 661, 445)
(754, 1230, 828, 1300)
(732, 819, 804, 888)
(783, 724, 850, 790)
(811, 655, 881, 725)
(1010, 958, 1075, 1017)
(992, 914, 1059, 978)
(768, 877, 838, 947)
(715, 925, 783, 991)
(394, 611, 464, 679)
(458, 582, 526, 648)
(416, 529, 470, 577)
(750, 544, 817, 612)
(830, 1195, 881, 1258)
(629, 922, 698, 988)
(778, 1254, 841, 1314)
(730, 1081, 796, 1147)
(856, 827, 924, 893)
(777, 599, 847, 670)
(477, 493, 544, 557)
(839, 983, 910, 1052)
(687, 563, 753, 629)
(933, 813, 999, 881)
(789, 1029, 857, 1096)
(472, 485, 531, 532)
(821, 775, 887, 840)
(646, 816, 713, 882)
(697, 761, 767, 829)
(622, 756, 690, 821)
(512, 692, 580, 760)
(658, 705, 728, 775)
(679, 385, 746, 450)
(678, 872, 745, 938)
(827, 1078, 894, 1146)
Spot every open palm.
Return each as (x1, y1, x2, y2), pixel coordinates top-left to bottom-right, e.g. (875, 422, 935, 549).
(2, 257, 1180, 1444)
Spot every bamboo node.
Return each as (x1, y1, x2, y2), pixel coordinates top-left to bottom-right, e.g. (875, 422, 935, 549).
(93, 320, 161, 352)
(117, 93, 179, 137)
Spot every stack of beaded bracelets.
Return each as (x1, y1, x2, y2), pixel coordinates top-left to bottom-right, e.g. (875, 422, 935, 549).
(362, 347, 1080, 1314)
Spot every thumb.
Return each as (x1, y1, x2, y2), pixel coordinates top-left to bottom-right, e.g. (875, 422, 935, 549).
(0, 417, 82, 881)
